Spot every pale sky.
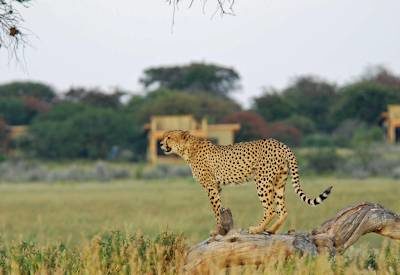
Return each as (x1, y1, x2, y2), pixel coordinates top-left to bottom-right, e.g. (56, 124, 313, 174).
(1, 0, 399, 107)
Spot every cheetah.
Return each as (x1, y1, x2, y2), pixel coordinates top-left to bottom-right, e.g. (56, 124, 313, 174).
(160, 130, 332, 235)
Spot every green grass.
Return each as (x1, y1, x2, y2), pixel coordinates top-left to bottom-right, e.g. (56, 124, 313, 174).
(0, 177, 398, 248)
(0, 177, 398, 273)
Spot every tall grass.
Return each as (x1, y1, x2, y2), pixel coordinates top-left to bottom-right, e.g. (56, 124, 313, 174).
(0, 231, 398, 274)
(0, 231, 186, 274)
(0, 177, 398, 273)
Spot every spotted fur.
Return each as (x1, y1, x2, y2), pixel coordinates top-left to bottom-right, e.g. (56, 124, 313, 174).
(160, 130, 332, 235)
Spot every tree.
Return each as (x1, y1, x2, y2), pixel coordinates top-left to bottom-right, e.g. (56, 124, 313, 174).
(222, 111, 270, 142)
(139, 63, 240, 97)
(280, 115, 316, 135)
(282, 76, 337, 132)
(252, 89, 293, 122)
(254, 76, 337, 133)
(128, 89, 241, 123)
(0, 81, 56, 102)
(361, 66, 400, 89)
(268, 122, 302, 146)
(29, 105, 141, 159)
(332, 81, 400, 125)
(0, 82, 54, 125)
(331, 67, 400, 126)
(64, 87, 124, 109)
(0, 97, 32, 125)
(222, 111, 302, 146)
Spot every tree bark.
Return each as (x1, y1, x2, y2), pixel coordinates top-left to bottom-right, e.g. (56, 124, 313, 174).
(184, 202, 400, 273)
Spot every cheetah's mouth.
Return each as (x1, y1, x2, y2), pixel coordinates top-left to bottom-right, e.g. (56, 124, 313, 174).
(161, 144, 173, 154)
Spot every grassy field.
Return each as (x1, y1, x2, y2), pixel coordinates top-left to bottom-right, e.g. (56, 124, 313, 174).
(0, 177, 398, 247)
(0, 177, 398, 273)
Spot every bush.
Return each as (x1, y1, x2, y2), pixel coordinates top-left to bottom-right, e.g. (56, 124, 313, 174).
(302, 134, 334, 147)
(29, 104, 142, 159)
(222, 111, 270, 141)
(0, 97, 33, 125)
(337, 144, 400, 178)
(141, 164, 192, 180)
(332, 119, 365, 147)
(281, 115, 316, 135)
(269, 122, 302, 147)
(0, 160, 131, 183)
(303, 148, 341, 173)
(332, 81, 400, 126)
(391, 166, 400, 179)
(351, 126, 383, 146)
(253, 76, 337, 132)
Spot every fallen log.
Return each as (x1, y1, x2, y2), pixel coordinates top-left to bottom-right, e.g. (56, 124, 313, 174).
(184, 202, 400, 273)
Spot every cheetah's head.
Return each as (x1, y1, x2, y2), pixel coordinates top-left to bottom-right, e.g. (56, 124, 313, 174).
(160, 130, 191, 157)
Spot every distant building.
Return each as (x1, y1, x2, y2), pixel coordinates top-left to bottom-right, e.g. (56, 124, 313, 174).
(381, 105, 400, 143)
(1, 125, 27, 155)
(9, 126, 27, 140)
(145, 115, 240, 164)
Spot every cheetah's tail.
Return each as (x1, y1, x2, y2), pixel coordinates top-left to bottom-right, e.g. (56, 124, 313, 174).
(285, 147, 332, 206)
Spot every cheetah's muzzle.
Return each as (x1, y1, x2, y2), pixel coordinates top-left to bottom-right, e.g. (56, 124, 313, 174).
(161, 143, 172, 154)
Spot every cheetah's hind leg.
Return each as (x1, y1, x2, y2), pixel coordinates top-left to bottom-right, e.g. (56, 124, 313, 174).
(248, 173, 276, 234)
(267, 165, 289, 234)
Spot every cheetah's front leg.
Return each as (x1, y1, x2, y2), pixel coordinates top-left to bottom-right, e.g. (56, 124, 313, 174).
(205, 185, 226, 236)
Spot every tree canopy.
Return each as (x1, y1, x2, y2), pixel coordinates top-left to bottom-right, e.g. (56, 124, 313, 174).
(253, 76, 337, 132)
(0, 81, 56, 102)
(139, 63, 240, 97)
(332, 81, 400, 125)
(127, 89, 241, 123)
(29, 104, 141, 159)
(0, 82, 55, 125)
(64, 87, 125, 109)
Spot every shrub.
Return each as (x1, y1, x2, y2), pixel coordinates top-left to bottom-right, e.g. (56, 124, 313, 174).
(303, 148, 341, 174)
(338, 144, 400, 178)
(332, 81, 400, 126)
(141, 164, 192, 180)
(281, 115, 316, 135)
(29, 105, 142, 159)
(269, 122, 302, 147)
(351, 126, 384, 146)
(222, 111, 270, 141)
(391, 166, 400, 179)
(302, 134, 334, 147)
(0, 160, 130, 183)
(0, 97, 33, 125)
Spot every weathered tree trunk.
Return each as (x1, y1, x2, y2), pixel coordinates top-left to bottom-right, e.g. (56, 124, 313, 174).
(184, 202, 400, 273)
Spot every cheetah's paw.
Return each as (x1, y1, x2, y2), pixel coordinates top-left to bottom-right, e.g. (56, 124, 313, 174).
(248, 225, 264, 234)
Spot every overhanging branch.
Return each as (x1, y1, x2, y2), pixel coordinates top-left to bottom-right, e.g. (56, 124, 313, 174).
(0, 0, 31, 62)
